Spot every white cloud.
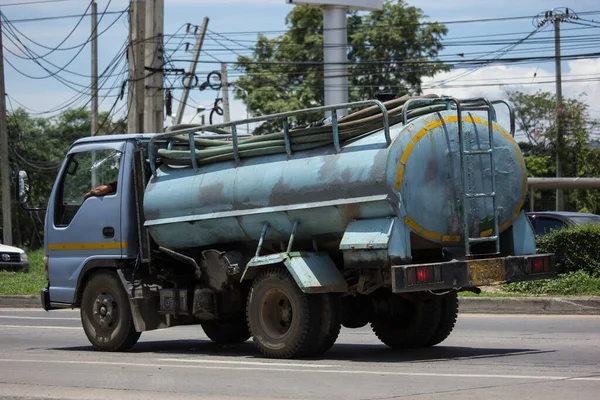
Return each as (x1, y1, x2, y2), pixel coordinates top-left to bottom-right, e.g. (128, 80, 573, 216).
(421, 60, 600, 140)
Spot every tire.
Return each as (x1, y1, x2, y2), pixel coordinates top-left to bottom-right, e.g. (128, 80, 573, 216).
(312, 293, 342, 355)
(201, 319, 251, 344)
(425, 293, 458, 347)
(246, 268, 321, 359)
(371, 296, 441, 349)
(80, 270, 141, 352)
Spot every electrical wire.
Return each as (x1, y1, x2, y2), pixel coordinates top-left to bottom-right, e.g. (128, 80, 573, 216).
(0, 0, 72, 6)
(0, 1, 117, 81)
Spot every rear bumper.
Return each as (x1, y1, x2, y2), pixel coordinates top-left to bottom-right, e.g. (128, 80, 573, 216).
(392, 254, 555, 293)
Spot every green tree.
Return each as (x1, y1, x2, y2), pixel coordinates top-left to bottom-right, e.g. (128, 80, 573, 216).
(511, 90, 600, 212)
(3, 108, 127, 249)
(235, 0, 447, 133)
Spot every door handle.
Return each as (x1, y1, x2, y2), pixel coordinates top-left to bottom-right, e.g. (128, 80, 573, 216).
(102, 227, 115, 238)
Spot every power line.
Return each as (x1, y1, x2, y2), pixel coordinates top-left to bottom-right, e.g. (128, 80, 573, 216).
(7, 10, 124, 24)
(0, 0, 71, 6)
(0, 0, 117, 81)
(206, 10, 600, 36)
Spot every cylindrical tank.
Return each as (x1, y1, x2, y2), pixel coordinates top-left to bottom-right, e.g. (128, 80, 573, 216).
(144, 109, 526, 250)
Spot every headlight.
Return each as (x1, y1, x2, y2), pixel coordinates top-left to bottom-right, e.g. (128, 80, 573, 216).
(20, 253, 28, 262)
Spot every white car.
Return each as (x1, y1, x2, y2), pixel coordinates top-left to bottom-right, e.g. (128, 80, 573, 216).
(0, 243, 29, 272)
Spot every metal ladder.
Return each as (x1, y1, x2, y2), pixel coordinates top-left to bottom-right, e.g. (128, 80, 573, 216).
(456, 98, 500, 257)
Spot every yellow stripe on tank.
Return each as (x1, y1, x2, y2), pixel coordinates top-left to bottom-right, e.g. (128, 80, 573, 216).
(399, 142, 414, 164)
(395, 165, 405, 190)
(442, 235, 461, 243)
(403, 216, 422, 234)
(48, 242, 128, 251)
(411, 127, 428, 144)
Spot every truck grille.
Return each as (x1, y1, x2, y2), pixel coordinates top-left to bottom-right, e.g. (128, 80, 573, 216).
(0, 252, 20, 262)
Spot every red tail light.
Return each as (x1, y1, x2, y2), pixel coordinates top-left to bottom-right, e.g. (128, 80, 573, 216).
(529, 256, 551, 274)
(417, 267, 434, 283)
(532, 258, 544, 273)
(406, 265, 442, 286)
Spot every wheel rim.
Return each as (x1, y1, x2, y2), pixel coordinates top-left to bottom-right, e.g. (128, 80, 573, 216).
(92, 291, 119, 331)
(259, 288, 294, 339)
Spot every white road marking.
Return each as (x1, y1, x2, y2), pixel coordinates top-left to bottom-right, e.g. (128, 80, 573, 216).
(0, 359, 599, 382)
(0, 325, 80, 330)
(157, 358, 339, 368)
(0, 315, 79, 320)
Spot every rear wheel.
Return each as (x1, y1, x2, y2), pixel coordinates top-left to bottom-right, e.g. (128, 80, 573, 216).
(371, 295, 441, 349)
(312, 293, 342, 355)
(425, 293, 458, 347)
(247, 268, 321, 359)
(80, 270, 141, 351)
(201, 319, 251, 344)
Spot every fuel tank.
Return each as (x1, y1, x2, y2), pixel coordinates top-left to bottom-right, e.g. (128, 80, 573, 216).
(144, 110, 526, 250)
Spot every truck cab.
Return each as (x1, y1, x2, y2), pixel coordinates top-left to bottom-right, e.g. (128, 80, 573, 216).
(41, 135, 151, 308)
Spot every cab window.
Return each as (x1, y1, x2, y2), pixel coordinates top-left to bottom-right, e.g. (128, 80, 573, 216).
(55, 149, 121, 227)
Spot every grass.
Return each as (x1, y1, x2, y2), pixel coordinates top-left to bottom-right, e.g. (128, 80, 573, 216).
(458, 291, 527, 297)
(0, 249, 46, 295)
(458, 271, 600, 297)
(502, 271, 600, 296)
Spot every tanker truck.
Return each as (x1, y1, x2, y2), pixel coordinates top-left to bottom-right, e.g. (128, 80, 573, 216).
(22, 95, 554, 359)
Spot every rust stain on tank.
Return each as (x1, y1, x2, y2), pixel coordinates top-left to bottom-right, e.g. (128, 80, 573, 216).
(338, 203, 362, 225)
(198, 182, 225, 205)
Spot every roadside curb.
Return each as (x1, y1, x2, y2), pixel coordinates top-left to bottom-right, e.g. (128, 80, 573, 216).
(0, 295, 41, 309)
(459, 296, 600, 315)
(1, 295, 599, 314)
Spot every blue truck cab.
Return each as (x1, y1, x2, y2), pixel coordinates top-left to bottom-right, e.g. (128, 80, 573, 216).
(41, 135, 152, 309)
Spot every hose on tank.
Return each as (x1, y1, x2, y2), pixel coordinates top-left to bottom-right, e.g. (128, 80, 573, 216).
(158, 94, 447, 166)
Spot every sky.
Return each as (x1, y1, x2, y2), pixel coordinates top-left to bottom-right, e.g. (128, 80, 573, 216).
(2, 0, 600, 140)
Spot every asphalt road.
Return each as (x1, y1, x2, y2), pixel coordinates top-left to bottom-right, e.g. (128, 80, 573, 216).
(0, 309, 599, 400)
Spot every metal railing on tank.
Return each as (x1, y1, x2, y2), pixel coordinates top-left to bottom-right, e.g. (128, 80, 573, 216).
(148, 100, 390, 177)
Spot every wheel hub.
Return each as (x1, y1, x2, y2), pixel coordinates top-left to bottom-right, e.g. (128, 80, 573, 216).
(92, 292, 118, 328)
(260, 289, 293, 338)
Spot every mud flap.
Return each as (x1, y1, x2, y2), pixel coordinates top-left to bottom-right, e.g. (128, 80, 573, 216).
(241, 252, 348, 294)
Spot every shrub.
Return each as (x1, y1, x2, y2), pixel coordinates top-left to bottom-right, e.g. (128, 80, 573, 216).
(503, 271, 600, 296)
(536, 223, 600, 275)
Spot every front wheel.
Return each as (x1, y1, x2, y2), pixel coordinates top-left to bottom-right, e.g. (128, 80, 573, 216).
(246, 268, 321, 359)
(80, 270, 141, 351)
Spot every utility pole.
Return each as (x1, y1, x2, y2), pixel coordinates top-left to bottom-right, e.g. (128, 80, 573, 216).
(287, 1, 382, 118)
(322, 6, 348, 117)
(221, 63, 230, 125)
(91, 1, 98, 136)
(553, 16, 564, 211)
(0, 16, 13, 245)
(128, 0, 146, 133)
(536, 8, 576, 211)
(174, 17, 208, 125)
(144, 0, 164, 133)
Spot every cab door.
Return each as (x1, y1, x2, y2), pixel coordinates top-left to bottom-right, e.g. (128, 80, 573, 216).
(45, 142, 125, 305)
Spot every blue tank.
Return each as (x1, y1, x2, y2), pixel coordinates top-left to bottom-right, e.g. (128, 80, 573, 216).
(143, 109, 526, 250)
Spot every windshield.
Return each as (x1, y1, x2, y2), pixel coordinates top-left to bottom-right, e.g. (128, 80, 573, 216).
(569, 215, 600, 225)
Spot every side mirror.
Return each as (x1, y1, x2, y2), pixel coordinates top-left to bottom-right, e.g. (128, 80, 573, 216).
(17, 170, 29, 204)
(17, 170, 46, 212)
